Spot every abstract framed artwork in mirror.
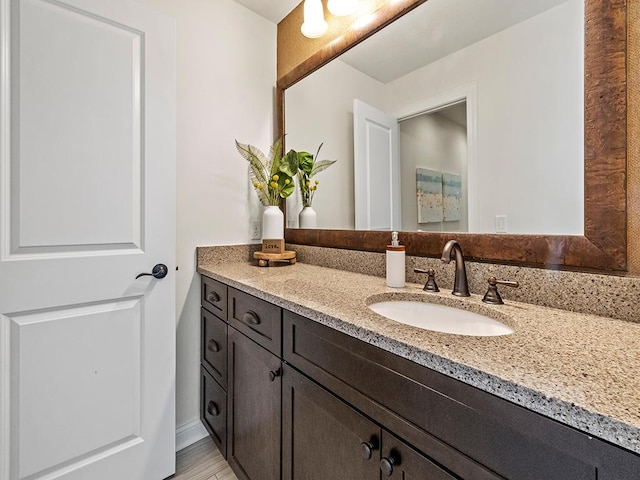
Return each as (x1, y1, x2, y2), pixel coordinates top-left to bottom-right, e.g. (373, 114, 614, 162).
(278, 0, 626, 271)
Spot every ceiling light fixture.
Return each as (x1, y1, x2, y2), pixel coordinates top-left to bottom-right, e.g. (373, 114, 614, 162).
(327, 0, 358, 16)
(301, 0, 328, 38)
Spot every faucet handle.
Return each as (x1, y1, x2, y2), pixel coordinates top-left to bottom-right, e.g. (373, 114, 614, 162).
(482, 277, 519, 305)
(414, 268, 440, 292)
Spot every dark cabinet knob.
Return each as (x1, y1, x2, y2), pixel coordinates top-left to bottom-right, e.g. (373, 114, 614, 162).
(207, 339, 220, 353)
(361, 441, 377, 460)
(242, 311, 261, 325)
(380, 455, 397, 476)
(269, 368, 282, 382)
(207, 401, 219, 417)
(206, 291, 221, 304)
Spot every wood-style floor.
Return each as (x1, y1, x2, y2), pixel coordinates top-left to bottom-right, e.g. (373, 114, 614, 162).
(170, 437, 238, 480)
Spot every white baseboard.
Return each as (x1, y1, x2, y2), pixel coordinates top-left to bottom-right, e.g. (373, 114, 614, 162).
(176, 419, 209, 452)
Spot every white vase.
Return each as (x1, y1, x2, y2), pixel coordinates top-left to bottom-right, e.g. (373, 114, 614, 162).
(262, 205, 284, 240)
(299, 206, 317, 229)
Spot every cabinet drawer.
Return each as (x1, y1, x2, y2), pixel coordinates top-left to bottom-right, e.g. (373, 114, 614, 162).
(228, 287, 281, 355)
(201, 308, 228, 389)
(202, 276, 227, 318)
(201, 366, 227, 458)
(283, 310, 601, 480)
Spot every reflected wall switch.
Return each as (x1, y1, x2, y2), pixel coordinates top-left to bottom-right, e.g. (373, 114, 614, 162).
(250, 221, 262, 240)
(495, 215, 507, 233)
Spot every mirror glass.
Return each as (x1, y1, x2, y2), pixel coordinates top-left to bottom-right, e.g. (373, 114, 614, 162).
(285, 0, 584, 235)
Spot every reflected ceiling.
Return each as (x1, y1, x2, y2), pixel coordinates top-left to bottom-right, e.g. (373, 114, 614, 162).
(340, 0, 570, 83)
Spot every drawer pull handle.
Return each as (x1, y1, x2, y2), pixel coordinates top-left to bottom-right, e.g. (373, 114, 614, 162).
(206, 292, 221, 304)
(269, 368, 281, 382)
(207, 401, 219, 417)
(380, 455, 397, 476)
(242, 311, 261, 326)
(207, 340, 220, 353)
(361, 440, 378, 460)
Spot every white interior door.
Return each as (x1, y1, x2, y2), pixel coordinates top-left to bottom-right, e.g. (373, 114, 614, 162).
(0, 0, 176, 479)
(353, 99, 400, 231)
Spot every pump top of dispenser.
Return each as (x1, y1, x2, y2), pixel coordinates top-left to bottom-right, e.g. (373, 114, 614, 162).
(387, 231, 405, 251)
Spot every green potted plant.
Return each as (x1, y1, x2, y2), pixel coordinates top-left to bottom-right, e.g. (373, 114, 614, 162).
(296, 143, 336, 228)
(235, 137, 298, 239)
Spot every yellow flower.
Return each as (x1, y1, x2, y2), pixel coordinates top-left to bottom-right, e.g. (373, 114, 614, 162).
(270, 181, 278, 189)
(257, 184, 263, 190)
(284, 178, 290, 185)
(253, 181, 259, 188)
(315, 179, 320, 185)
(272, 174, 279, 181)
(306, 180, 311, 187)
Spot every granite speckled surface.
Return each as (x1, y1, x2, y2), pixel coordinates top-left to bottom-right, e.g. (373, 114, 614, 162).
(289, 244, 640, 324)
(197, 245, 640, 455)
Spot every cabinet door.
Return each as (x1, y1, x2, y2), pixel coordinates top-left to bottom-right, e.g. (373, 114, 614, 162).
(380, 430, 458, 480)
(227, 327, 281, 480)
(282, 365, 381, 480)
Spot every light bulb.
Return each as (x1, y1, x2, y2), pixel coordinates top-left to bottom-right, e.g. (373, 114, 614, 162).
(301, 0, 328, 38)
(328, 0, 358, 16)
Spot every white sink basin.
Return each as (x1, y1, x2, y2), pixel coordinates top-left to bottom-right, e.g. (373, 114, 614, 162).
(368, 300, 514, 337)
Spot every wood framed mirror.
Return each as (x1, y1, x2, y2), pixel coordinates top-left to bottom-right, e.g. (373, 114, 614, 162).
(278, 0, 626, 271)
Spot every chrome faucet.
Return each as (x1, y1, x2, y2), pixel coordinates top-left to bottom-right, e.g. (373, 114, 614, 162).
(441, 240, 470, 297)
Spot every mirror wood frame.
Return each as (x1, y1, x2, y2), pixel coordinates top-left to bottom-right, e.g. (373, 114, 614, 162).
(277, 0, 627, 271)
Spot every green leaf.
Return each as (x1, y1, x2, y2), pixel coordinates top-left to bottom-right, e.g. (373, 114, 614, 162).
(310, 159, 337, 177)
(279, 150, 299, 177)
(279, 181, 295, 198)
(296, 151, 314, 175)
(269, 136, 283, 171)
(235, 140, 269, 185)
(248, 170, 269, 205)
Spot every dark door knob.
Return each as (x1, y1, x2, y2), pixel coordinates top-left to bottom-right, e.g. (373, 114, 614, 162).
(242, 311, 261, 325)
(269, 368, 281, 381)
(380, 455, 397, 476)
(207, 340, 220, 353)
(207, 401, 219, 417)
(206, 291, 221, 303)
(136, 264, 168, 279)
(361, 441, 377, 460)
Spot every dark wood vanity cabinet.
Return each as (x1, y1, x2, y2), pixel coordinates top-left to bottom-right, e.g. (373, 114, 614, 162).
(282, 364, 457, 480)
(200, 276, 640, 480)
(283, 310, 640, 480)
(200, 277, 228, 456)
(201, 280, 283, 480)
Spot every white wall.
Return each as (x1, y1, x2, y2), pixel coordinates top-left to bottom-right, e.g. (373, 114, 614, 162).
(387, 0, 584, 234)
(139, 0, 276, 432)
(400, 112, 468, 232)
(285, 59, 387, 229)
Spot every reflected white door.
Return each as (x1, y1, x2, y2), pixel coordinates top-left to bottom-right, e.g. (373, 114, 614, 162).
(353, 99, 400, 231)
(0, 0, 176, 479)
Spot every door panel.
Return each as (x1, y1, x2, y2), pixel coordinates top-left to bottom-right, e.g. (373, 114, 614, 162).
(0, 0, 176, 479)
(354, 99, 400, 231)
(282, 365, 380, 480)
(14, 0, 142, 251)
(227, 328, 281, 480)
(12, 299, 143, 478)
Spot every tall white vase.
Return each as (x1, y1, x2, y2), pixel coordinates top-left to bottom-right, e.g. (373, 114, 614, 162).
(262, 205, 284, 239)
(299, 206, 317, 229)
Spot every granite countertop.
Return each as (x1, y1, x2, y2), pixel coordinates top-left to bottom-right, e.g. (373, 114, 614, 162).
(197, 260, 640, 454)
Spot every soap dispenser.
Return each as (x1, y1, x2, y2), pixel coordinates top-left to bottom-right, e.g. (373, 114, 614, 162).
(386, 231, 405, 287)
